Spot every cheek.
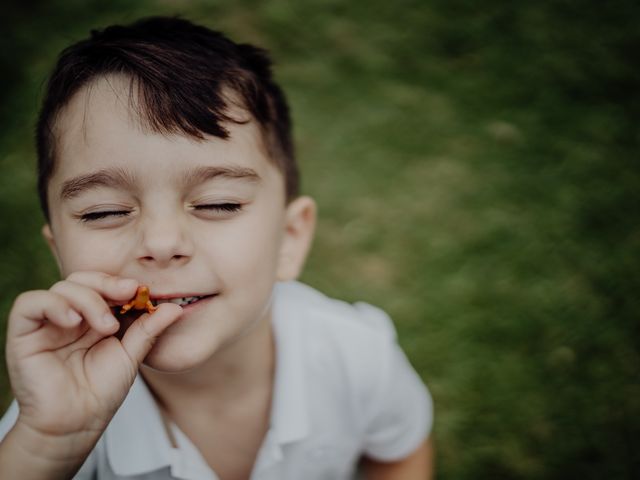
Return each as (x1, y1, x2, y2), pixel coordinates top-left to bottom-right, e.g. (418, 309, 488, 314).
(55, 230, 133, 276)
(209, 210, 284, 283)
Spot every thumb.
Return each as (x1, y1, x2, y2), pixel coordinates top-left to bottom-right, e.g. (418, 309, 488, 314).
(120, 303, 183, 366)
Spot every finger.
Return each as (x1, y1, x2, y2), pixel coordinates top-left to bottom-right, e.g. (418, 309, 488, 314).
(120, 303, 183, 366)
(65, 271, 140, 305)
(18, 320, 89, 358)
(8, 290, 84, 339)
(50, 280, 120, 336)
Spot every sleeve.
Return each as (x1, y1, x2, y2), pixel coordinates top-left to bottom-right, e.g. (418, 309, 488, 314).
(0, 400, 19, 441)
(354, 302, 434, 461)
(0, 400, 97, 479)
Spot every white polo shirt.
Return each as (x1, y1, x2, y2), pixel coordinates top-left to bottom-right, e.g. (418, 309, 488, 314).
(0, 281, 432, 479)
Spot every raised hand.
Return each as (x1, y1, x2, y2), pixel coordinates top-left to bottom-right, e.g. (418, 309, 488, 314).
(1, 271, 182, 478)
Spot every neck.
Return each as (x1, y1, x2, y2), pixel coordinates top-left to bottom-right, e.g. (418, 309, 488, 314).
(140, 313, 276, 411)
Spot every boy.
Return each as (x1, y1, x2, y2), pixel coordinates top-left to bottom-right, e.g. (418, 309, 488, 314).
(0, 16, 433, 479)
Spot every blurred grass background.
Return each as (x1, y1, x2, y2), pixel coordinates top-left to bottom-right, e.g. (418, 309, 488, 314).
(1, 0, 639, 478)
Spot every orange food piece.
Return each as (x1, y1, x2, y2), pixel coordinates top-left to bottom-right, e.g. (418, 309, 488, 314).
(120, 285, 157, 314)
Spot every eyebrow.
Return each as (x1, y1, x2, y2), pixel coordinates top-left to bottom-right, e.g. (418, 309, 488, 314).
(59, 165, 261, 200)
(181, 165, 261, 189)
(60, 168, 137, 200)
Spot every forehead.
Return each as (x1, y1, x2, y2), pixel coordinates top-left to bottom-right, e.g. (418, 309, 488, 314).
(52, 76, 273, 178)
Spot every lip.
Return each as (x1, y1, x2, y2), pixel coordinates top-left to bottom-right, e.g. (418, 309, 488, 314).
(112, 293, 216, 340)
(150, 292, 217, 300)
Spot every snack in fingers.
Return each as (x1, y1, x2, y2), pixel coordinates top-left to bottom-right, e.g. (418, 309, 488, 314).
(119, 285, 157, 314)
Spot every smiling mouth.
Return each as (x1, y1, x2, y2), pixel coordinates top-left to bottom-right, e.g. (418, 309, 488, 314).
(153, 294, 215, 307)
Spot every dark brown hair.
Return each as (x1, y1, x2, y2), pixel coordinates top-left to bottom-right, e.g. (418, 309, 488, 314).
(36, 16, 298, 220)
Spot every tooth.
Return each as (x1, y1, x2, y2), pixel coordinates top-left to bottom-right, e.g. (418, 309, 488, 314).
(154, 296, 205, 306)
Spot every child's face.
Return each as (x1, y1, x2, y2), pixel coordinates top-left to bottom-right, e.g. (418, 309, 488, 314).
(42, 77, 314, 372)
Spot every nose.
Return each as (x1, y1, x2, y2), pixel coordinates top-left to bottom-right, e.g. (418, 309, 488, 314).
(137, 213, 194, 268)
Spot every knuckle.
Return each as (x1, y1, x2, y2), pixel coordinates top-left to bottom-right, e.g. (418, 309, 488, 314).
(102, 274, 121, 291)
(126, 319, 157, 363)
(13, 291, 31, 306)
(48, 280, 108, 315)
(84, 286, 105, 303)
(49, 280, 68, 293)
(144, 334, 157, 351)
(12, 291, 39, 310)
(65, 271, 86, 283)
(138, 316, 155, 339)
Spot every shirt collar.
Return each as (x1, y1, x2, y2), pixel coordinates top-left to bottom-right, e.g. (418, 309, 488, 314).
(106, 375, 175, 476)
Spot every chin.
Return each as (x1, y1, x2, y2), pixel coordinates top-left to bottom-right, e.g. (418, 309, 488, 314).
(141, 333, 221, 374)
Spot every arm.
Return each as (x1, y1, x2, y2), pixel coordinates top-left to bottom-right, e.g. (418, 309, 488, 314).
(0, 420, 97, 479)
(0, 272, 182, 479)
(361, 438, 434, 480)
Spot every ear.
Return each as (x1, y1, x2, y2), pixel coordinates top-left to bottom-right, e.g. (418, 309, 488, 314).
(277, 196, 317, 282)
(42, 224, 62, 272)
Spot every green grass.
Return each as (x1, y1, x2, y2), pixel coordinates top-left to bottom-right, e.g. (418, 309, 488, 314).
(1, 1, 639, 478)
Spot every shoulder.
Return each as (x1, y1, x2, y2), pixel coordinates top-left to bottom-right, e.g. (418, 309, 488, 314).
(272, 281, 432, 460)
(274, 280, 399, 356)
(273, 281, 403, 406)
(274, 281, 397, 334)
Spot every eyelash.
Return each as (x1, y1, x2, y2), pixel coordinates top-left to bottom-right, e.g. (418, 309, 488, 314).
(80, 210, 131, 222)
(193, 203, 242, 213)
(79, 203, 242, 222)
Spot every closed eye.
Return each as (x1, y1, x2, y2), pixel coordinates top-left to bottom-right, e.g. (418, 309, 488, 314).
(193, 203, 242, 213)
(80, 210, 131, 222)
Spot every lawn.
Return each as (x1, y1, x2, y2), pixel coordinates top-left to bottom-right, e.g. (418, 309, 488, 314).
(1, 1, 639, 478)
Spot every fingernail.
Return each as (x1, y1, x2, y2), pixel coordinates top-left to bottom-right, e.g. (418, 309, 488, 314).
(102, 313, 118, 329)
(68, 309, 82, 325)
